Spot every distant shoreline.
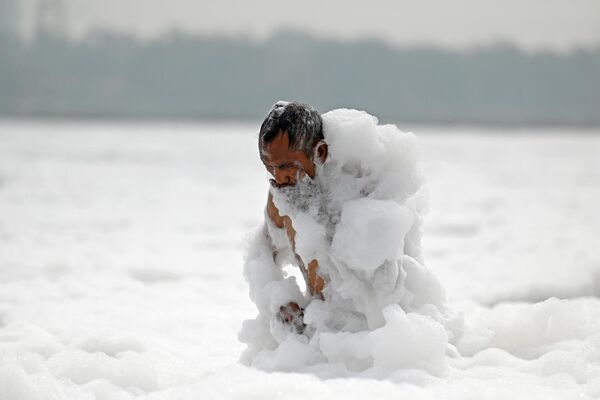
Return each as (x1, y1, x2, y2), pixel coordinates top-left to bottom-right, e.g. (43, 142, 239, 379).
(2, 31, 599, 129)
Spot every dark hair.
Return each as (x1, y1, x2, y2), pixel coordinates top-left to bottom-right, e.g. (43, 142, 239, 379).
(259, 101, 323, 156)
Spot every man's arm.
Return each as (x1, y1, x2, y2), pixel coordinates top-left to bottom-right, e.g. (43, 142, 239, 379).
(266, 192, 324, 298)
(307, 260, 325, 297)
(266, 191, 285, 229)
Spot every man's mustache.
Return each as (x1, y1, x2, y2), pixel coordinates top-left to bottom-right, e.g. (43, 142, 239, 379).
(270, 179, 295, 189)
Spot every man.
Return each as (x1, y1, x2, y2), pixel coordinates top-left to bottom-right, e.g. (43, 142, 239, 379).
(258, 101, 328, 331)
(240, 101, 455, 369)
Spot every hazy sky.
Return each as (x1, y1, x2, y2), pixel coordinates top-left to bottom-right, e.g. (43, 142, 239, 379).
(19, 0, 600, 50)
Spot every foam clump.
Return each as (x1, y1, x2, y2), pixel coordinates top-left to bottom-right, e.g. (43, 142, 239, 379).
(457, 297, 600, 359)
(371, 304, 448, 375)
(0, 323, 158, 400)
(332, 198, 414, 274)
(240, 108, 459, 374)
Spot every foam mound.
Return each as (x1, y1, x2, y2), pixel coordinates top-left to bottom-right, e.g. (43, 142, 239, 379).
(239, 108, 460, 374)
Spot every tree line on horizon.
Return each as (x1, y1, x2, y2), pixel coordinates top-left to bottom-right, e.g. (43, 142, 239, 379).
(1, 29, 599, 125)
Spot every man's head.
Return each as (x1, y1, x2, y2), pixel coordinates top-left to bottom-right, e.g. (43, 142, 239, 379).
(259, 101, 328, 188)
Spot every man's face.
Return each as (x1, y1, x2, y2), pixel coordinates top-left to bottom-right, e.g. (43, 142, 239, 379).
(261, 131, 316, 188)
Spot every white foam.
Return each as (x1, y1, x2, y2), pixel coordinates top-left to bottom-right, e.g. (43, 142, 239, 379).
(2, 121, 600, 399)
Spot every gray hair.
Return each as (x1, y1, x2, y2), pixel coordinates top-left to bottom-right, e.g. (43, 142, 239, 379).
(259, 101, 323, 156)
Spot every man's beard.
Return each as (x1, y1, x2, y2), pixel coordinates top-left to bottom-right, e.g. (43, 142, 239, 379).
(271, 173, 323, 215)
(270, 165, 339, 242)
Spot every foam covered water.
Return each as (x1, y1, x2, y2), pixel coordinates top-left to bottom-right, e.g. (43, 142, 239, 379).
(0, 120, 599, 399)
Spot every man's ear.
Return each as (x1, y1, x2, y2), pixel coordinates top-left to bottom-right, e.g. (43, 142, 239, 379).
(315, 141, 328, 164)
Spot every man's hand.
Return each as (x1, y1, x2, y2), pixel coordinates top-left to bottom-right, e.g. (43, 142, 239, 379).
(277, 302, 305, 334)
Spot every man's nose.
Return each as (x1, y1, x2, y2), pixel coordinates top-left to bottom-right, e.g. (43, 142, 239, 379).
(273, 167, 291, 185)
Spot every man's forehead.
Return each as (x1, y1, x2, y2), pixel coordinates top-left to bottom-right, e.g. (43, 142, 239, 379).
(261, 131, 299, 161)
(264, 130, 291, 149)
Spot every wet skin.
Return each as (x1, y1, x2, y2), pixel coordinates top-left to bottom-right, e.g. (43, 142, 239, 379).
(261, 131, 328, 328)
(260, 130, 318, 188)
